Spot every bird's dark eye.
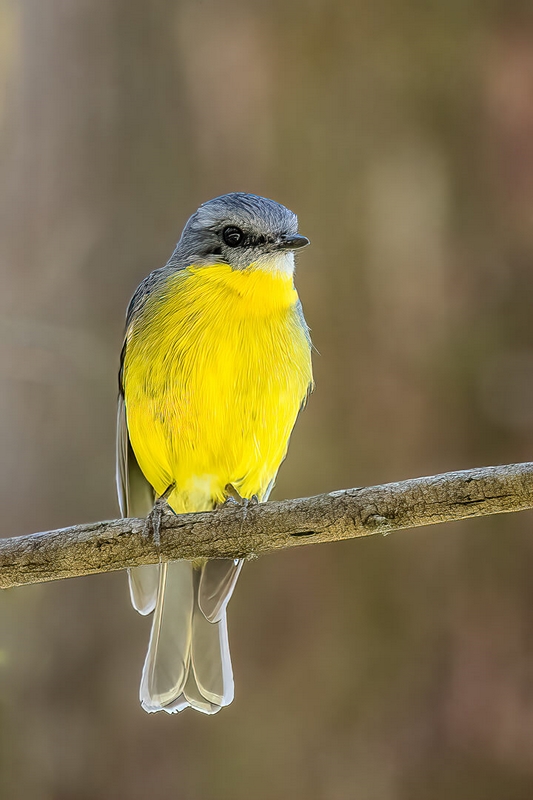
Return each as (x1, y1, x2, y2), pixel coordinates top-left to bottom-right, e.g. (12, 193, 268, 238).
(222, 226, 244, 247)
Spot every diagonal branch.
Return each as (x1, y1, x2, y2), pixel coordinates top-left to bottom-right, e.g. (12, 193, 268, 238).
(1, 462, 532, 590)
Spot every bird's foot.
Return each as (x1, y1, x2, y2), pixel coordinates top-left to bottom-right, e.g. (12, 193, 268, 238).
(240, 494, 259, 509)
(220, 495, 239, 509)
(220, 485, 259, 509)
(143, 485, 175, 549)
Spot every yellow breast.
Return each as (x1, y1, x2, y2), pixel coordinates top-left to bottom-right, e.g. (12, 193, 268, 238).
(122, 263, 312, 513)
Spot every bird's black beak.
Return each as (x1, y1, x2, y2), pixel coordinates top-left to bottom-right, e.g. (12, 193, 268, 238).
(278, 234, 310, 251)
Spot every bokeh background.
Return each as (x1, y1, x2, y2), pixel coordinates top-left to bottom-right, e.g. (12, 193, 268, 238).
(1, 1, 533, 798)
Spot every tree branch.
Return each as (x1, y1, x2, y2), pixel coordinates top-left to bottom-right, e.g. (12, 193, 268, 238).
(1, 462, 532, 590)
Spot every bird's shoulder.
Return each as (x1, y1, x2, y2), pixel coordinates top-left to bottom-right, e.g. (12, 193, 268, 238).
(125, 265, 182, 329)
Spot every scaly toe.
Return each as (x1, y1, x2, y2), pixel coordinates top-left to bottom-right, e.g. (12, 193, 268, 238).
(143, 498, 174, 547)
(219, 495, 239, 509)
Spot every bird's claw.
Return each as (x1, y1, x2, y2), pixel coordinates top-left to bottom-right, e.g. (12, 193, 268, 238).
(143, 497, 174, 549)
(220, 495, 239, 508)
(220, 485, 259, 509)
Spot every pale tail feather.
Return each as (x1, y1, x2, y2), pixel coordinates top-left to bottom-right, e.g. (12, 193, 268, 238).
(165, 669, 220, 715)
(141, 560, 237, 714)
(198, 558, 243, 622)
(190, 568, 234, 706)
(140, 561, 194, 711)
(164, 596, 233, 715)
(128, 566, 159, 616)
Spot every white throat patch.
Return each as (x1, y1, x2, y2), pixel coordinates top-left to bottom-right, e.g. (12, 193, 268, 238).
(251, 251, 295, 276)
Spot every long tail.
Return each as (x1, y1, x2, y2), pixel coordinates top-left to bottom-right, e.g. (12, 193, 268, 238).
(139, 559, 242, 714)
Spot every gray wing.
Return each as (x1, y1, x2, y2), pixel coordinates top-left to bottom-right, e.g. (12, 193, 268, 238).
(116, 393, 158, 615)
(116, 393, 155, 518)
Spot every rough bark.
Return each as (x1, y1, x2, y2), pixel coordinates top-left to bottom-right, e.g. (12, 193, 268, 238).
(0, 463, 532, 590)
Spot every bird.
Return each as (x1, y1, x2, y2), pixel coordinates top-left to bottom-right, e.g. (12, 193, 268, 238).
(116, 192, 313, 714)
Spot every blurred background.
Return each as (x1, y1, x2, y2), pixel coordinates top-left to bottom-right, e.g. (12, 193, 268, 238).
(1, 0, 533, 797)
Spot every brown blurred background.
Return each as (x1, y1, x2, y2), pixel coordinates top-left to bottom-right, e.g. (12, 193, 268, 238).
(1, 0, 533, 798)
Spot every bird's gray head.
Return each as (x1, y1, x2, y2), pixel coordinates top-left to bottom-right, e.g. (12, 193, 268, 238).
(170, 193, 309, 274)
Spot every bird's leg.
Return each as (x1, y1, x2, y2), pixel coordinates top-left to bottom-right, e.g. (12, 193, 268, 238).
(219, 484, 241, 508)
(221, 484, 259, 509)
(144, 484, 175, 549)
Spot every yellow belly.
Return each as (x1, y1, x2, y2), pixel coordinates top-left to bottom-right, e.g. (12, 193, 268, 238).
(122, 263, 312, 513)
